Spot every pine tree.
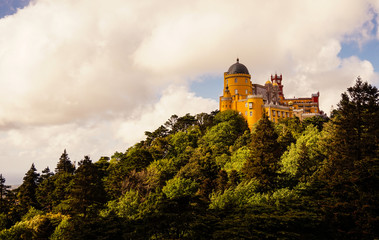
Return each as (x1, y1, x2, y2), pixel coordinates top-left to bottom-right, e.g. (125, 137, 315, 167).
(18, 164, 40, 209)
(243, 114, 281, 191)
(38, 167, 54, 184)
(0, 174, 10, 200)
(320, 77, 379, 238)
(0, 174, 10, 213)
(55, 149, 75, 174)
(68, 156, 106, 217)
(36, 167, 55, 211)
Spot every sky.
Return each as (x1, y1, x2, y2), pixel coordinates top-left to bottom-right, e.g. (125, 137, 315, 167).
(0, 0, 378, 184)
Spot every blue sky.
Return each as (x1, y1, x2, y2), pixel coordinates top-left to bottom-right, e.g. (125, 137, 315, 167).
(0, 0, 378, 184)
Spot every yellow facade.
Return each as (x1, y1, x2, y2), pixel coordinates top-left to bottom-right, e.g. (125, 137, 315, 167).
(219, 59, 321, 130)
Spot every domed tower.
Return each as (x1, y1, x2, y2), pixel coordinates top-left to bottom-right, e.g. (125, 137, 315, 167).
(220, 58, 253, 111)
(224, 58, 252, 97)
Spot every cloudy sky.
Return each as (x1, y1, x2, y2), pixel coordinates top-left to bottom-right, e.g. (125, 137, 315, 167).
(1, 0, 378, 184)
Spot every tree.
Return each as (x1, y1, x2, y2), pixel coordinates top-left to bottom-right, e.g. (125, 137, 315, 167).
(319, 77, 379, 239)
(162, 177, 199, 199)
(68, 156, 106, 217)
(36, 168, 55, 211)
(200, 111, 248, 156)
(280, 125, 325, 184)
(144, 125, 169, 146)
(18, 164, 40, 209)
(38, 167, 54, 184)
(55, 149, 75, 174)
(243, 114, 281, 191)
(302, 115, 329, 131)
(195, 112, 215, 133)
(0, 174, 10, 213)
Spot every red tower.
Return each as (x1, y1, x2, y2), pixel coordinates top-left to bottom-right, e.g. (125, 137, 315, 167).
(271, 74, 284, 98)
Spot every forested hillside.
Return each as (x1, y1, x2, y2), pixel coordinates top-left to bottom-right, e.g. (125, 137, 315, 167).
(0, 78, 378, 239)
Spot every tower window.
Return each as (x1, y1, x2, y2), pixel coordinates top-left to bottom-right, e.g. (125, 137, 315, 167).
(249, 102, 253, 109)
(235, 89, 238, 94)
(245, 89, 248, 94)
(235, 78, 237, 83)
(245, 78, 248, 83)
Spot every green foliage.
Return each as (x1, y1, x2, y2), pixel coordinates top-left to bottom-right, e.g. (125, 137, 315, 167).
(169, 126, 201, 157)
(0, 174, 10, 214)
(280, 125, 325, 183)
(17, 164, 40, 210)
(162, 177, 199, 199)
(317, 77, 379, 239)
(4, 81, 378, 240)
(123, 145, 153, 171)
(302, 115, 329, 131)
(223, 146, 251, 173)
(55, 149, 75, 174)
(0, 212, 68, 240)
(100, 190, 140, 220)
(243, 114, 281, 191)
(67, 156, 106, 217)
(200, 111, 248, 155)
(209, 179, 260, 209)
(0, 213, 7, 231)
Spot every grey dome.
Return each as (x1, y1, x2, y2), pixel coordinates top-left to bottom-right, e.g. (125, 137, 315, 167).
(227, 58, 249, 74)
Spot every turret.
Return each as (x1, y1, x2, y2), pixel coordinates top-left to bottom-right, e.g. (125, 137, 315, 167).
(271, 74, 284, 98)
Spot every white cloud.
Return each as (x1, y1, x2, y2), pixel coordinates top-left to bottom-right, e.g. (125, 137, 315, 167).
(117, 85, 217, 146)
(0, 0, 378, 183)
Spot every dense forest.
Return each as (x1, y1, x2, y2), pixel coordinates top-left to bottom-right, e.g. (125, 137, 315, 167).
(0, 78, 378, 239)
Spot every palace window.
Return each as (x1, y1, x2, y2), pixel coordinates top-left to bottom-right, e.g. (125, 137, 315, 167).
(249, 102, 253, 109)
(245, 102, 247, 107)
(272, 110, 276, 116)
(245, 111, 247, 116)
(250, 111, 253, 116)
(235, 89, 238, 94)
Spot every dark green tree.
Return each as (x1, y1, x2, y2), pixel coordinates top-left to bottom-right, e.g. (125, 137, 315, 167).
(17, 164, 40, 209)
(38, 166, 54, 184)
(319, 77, 379, 239)
(68, 156, 106, 217)
(0, 174, 10, 213)
(302, 115, 329, 131)
(195, 112, 216, 133)
(36, 168, 55, 211)
(55, 149, 75, 174)
(144, 125, 169, 146)
(51, 172, 73, 211)
(243, 114, 281, 191)
(122, 145, 153, 171)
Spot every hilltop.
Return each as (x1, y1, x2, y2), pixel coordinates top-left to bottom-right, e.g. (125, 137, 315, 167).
(0, 78, 378, 239)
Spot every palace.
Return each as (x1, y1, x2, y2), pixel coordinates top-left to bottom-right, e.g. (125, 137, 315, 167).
(219, 59, 321, 130)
